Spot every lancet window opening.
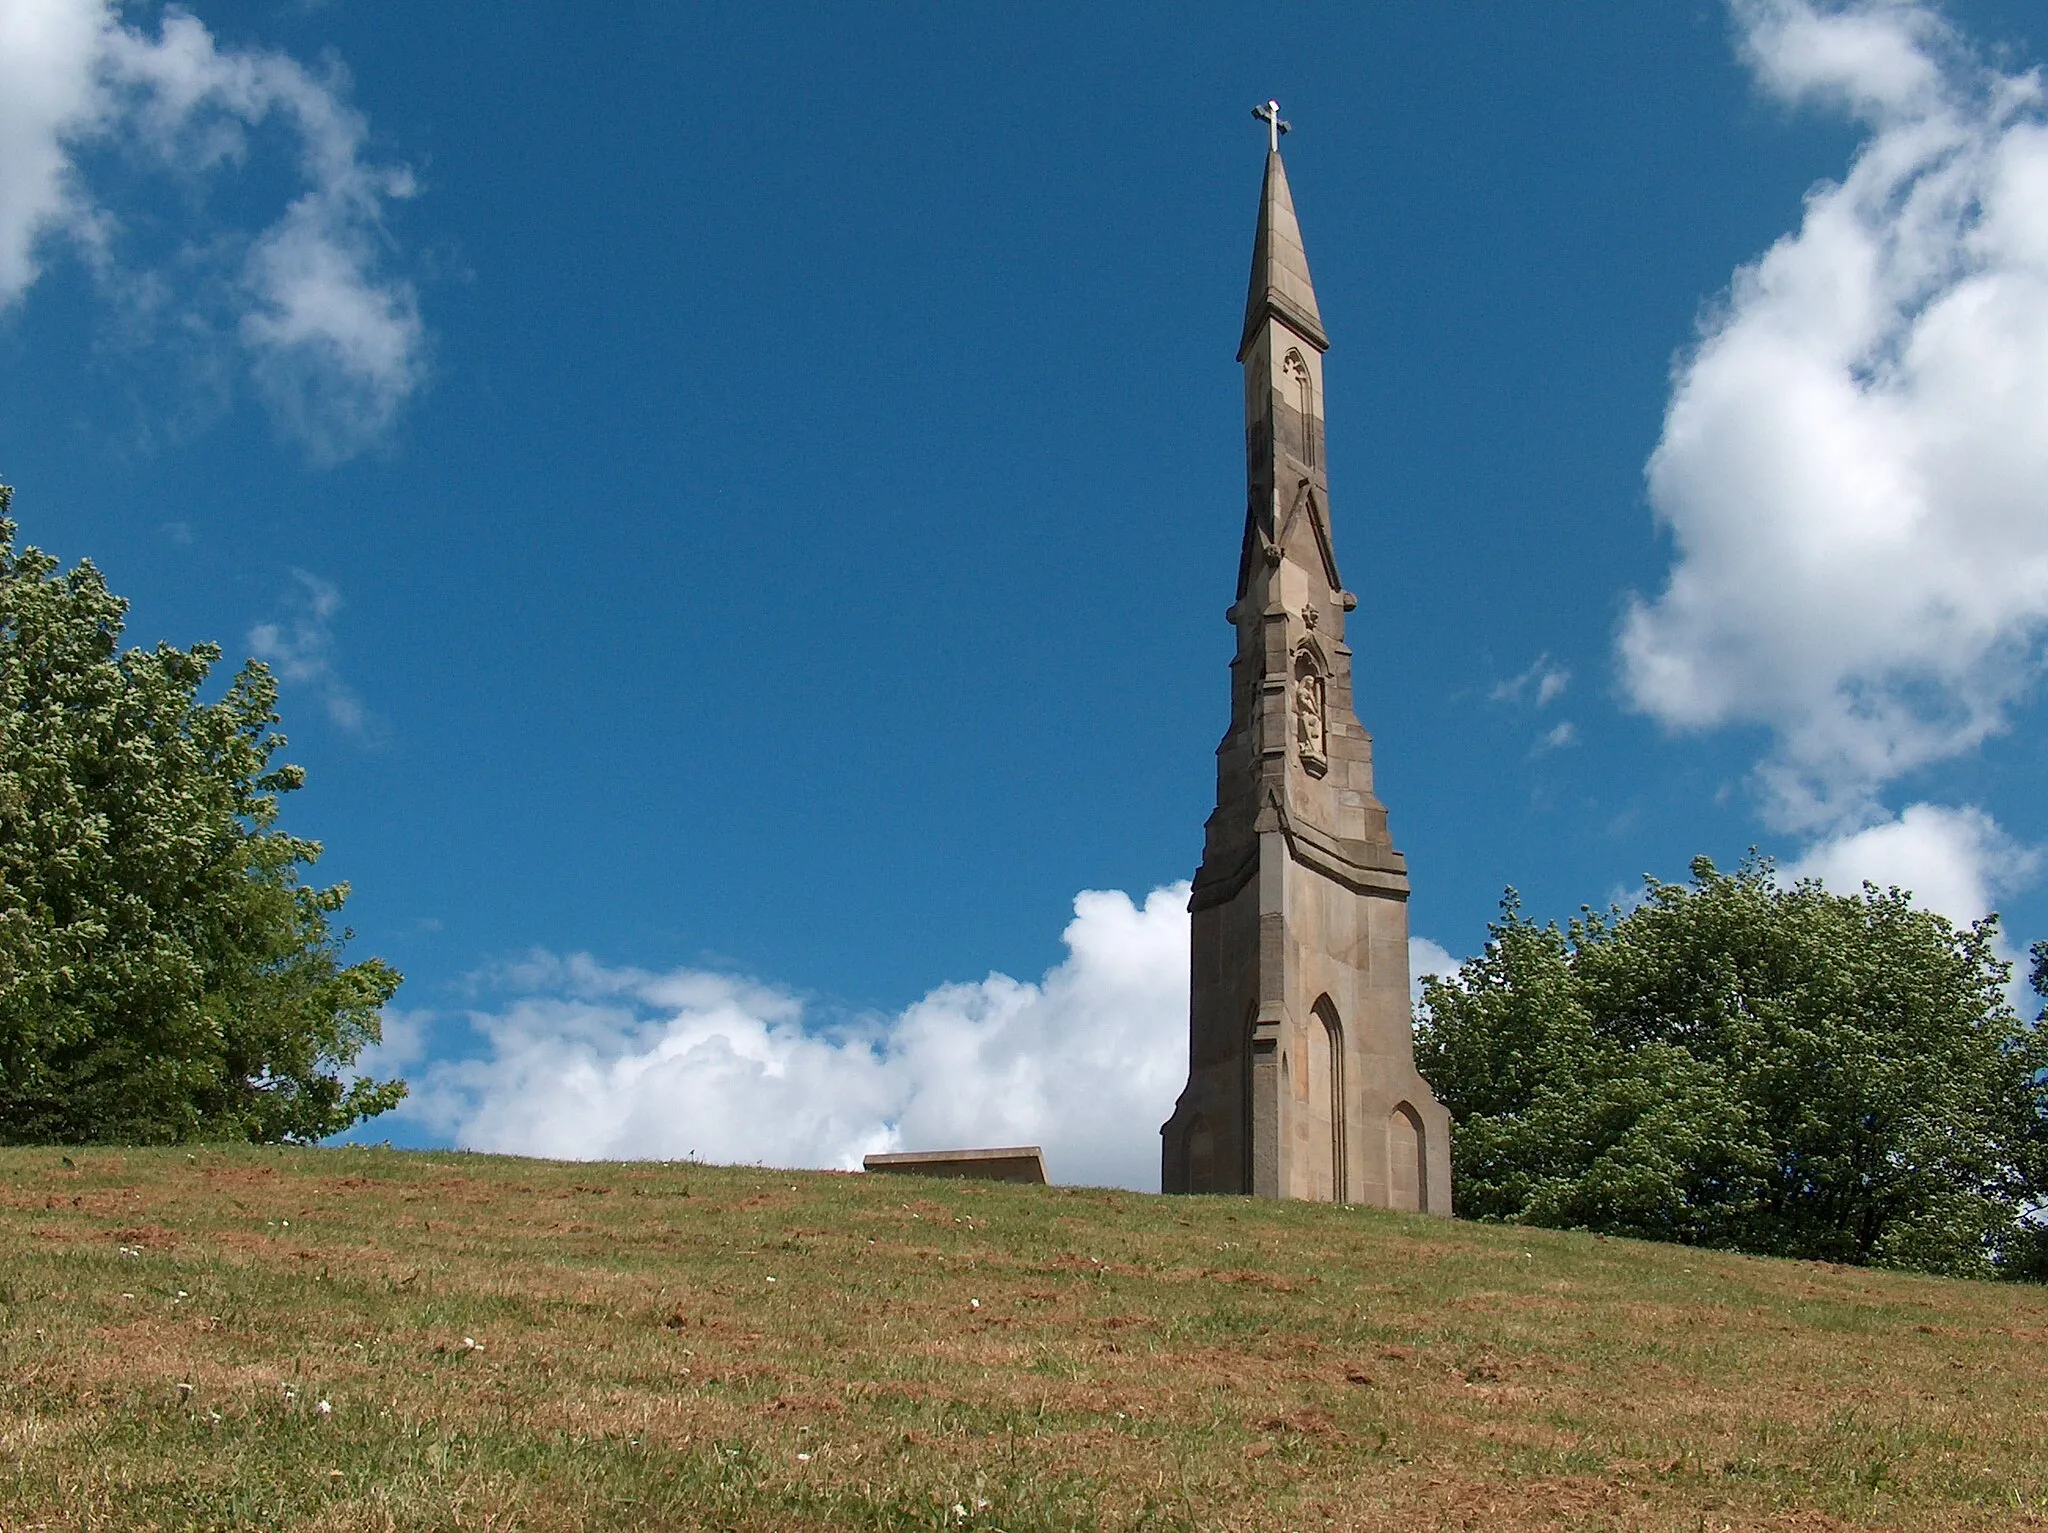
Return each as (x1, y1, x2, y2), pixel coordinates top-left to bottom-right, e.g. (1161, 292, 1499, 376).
(1283, 349, 1316, 467)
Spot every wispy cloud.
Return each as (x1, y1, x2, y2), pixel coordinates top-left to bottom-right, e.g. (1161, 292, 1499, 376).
(248, 569, 372, 737)
(1490, 654, 1571, 709)
(0, 0, 426, 459)
(1533, 720, 1579, 754)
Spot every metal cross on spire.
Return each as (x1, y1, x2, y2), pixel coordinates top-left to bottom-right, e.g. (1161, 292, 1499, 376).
(1252, 99, 1290, 153)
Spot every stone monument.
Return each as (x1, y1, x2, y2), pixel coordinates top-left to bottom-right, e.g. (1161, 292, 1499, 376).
(864, 1147, 1048, 1185)
(1160, 105, 1453, 1213)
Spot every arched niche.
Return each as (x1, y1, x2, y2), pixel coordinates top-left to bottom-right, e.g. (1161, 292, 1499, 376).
(1388, 1101, 1427, 1213)
(1293, 646, 1328, 773)
(1306, 996, 1345, 1203)
(1282, 347, 1317, 466)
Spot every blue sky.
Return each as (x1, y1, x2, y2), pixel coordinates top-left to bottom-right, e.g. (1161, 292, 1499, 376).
(4, 1, 2047, 1186)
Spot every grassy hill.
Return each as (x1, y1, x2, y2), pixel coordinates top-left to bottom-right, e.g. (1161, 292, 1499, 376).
(1, 1146, 2043, 1532)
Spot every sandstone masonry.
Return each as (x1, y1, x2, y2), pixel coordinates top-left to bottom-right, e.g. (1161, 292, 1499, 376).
(1160, 142, 1453, 1213)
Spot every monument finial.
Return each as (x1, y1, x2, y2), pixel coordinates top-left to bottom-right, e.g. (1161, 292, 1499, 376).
(1252, 99, 1290, 153)
(1237, 115, 1326, 361)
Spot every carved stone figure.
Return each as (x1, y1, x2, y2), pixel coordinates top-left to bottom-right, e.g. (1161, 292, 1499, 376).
(1295, 673, 1325, 762)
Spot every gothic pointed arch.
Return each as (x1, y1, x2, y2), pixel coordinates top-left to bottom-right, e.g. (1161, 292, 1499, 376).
(1276, 478, 1343, 590)
(1282, 346, 1317, 467)
(1388, 1101, 1427, 1213)
(1311, 995, 1346, 1202)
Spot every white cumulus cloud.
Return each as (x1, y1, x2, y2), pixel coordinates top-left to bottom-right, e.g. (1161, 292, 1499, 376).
(1621, 0, 2048, 833)
(401, 886, 1194, 1190)
(0, 0, 106, 298)
(1788, 801, 2039, 926)
(1408, 936, 1458, 1008)
(381, 887, 1450, 1191)
(0, 0, 424, 458)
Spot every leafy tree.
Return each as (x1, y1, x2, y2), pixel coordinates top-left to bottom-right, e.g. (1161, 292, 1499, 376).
(1415, 856, 2048, 1279)
(0, 488, 404, 1143)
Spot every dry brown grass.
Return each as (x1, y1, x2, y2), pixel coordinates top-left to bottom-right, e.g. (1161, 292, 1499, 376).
(1, 1144, 2044, 1531)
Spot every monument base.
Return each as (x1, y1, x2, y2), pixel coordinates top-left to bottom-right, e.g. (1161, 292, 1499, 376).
(862, 1147, 1048, 1185)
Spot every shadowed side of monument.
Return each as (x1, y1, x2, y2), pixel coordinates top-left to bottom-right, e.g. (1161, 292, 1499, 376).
(1160, 110, 1452, 1212)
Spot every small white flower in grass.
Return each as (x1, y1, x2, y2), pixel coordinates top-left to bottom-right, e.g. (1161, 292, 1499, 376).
(796, 1452, 811, 1462)
(764, 1276, 776, 1284)
(316, 1400, 332, 1416)
(951, 1505, 968, 1522)
(969, 1298, 980, 1310)
(462, 1336, 481, 1351)
(120, 1293, 134, 1300)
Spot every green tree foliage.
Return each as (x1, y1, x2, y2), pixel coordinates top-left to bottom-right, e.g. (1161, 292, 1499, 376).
(0, 489, 404, 1144)
(1415, 856, 2048, 1279)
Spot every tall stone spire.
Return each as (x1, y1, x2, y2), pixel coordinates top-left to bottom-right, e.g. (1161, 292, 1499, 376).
(1239, 150, 1327, 362)
(1161, 125, 1452, 1212)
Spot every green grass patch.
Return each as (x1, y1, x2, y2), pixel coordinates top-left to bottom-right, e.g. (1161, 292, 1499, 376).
(3, 1145, 2044, 1530)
